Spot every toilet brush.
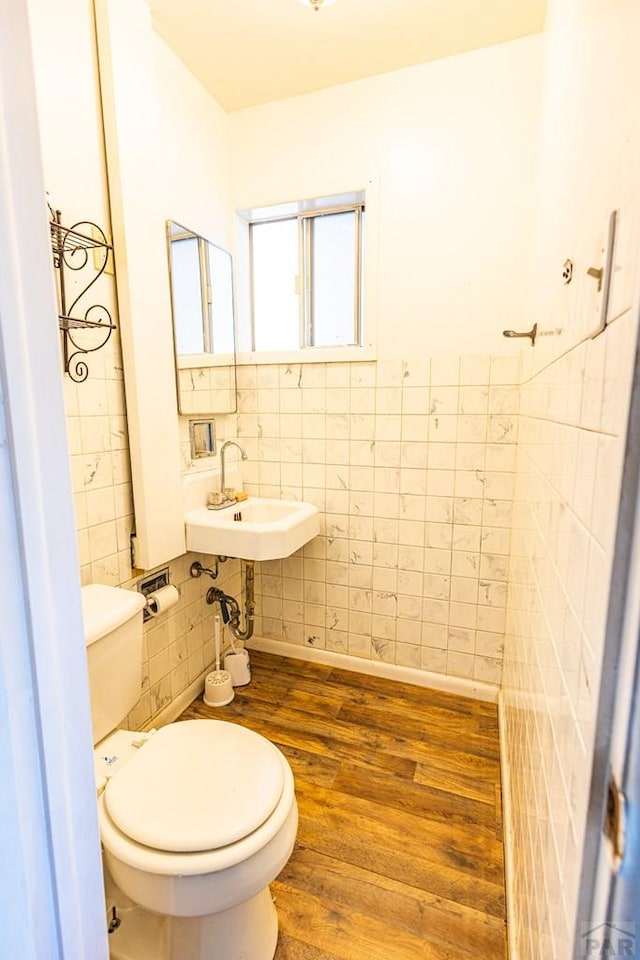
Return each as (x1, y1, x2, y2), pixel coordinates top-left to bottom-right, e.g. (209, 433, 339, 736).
(204, 614, 235, 706)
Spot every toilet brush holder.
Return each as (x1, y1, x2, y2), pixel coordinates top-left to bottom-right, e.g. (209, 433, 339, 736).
(223, 648, 251, 687)
(204, 670, 235, 707)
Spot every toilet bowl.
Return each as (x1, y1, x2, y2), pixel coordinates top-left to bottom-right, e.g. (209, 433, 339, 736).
(97, 719, 297, 909)
(83, 584, 298, 960)
(96, 720, 298, 959)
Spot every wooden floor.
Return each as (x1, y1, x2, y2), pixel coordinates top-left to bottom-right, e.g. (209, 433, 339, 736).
(180, 651, 506, 960)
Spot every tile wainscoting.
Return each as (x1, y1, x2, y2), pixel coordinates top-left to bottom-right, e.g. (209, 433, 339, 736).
(124, 553, 242, 731)
(64, 317, 241, 730)
(233, 354, 521, 687)
(501, 312, 638, 958)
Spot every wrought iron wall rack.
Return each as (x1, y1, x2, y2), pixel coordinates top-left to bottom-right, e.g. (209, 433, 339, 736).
(49, 207, 116, 383)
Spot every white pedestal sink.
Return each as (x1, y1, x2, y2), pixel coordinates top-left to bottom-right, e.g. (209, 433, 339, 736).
(183, 472, 320, 561)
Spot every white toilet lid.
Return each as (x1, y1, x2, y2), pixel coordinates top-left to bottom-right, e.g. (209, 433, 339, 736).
(104, 720, 285, 853)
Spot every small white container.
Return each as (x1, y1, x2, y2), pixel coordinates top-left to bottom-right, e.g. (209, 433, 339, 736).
(203, 670, 235, 707)
(223, 649, 252, 687)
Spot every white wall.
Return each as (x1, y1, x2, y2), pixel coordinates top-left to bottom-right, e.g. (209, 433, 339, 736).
(229, 36, 543, 358)
(27, 0, 110, 226)
(524, 1, 640, 359)
(501, 1, 640, 956)
(151, 34, 240, 469)
(153, 36, 231, 252)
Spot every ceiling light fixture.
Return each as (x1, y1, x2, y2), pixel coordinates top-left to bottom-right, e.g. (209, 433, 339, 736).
(298, 0, 337, 12)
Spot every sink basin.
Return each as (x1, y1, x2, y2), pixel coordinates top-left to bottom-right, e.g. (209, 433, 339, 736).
(185, 497, 320, 561)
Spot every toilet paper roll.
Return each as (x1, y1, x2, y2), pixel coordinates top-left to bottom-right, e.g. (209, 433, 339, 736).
(145, 584, 180, 617)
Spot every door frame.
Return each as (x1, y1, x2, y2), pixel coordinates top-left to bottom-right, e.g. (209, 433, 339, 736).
(574, 308, 640, 953)
(0, 1, 108, 955)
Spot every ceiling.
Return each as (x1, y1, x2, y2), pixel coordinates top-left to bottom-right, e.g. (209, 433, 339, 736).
(147, 0, 547, 112)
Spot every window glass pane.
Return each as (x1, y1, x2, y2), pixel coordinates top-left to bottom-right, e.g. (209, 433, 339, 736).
(171, 236, 204, 354)
(207, 243, 234, 354)
(311, 211, 356, 347)
(251, 219, 299, 351)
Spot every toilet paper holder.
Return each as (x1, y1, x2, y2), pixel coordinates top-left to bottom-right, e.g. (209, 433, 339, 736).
(139, 567, 180, 621)
(145, 584, 180, 617)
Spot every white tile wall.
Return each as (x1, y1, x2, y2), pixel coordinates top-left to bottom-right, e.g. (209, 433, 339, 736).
(123, 554, 241, 730)
(66, 329, 133, 588)
(177, 365, 236, 417)
(502, 312, 638, 957)
(235, 354, 521, 686)
(64, 314, 240, 729)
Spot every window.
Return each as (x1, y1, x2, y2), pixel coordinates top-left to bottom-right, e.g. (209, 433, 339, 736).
(248, 197, 364, 352)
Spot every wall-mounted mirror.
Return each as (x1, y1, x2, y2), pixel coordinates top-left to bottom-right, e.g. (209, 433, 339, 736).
(166, 220, 237, 414)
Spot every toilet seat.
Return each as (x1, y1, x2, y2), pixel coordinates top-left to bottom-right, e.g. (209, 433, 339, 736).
(104, 720, 284, 853)
(97, 720, 296, 878)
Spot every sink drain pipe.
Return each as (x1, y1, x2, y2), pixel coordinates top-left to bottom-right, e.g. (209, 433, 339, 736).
(229, 559, 255, 642)
(196, 558, 255, 643)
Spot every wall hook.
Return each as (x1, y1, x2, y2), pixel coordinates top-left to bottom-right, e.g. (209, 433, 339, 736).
(587, 266, 604, 292)
(502, 323, 537, 346)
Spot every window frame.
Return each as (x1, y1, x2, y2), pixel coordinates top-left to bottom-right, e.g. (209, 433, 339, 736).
(248, 200, 365, 353)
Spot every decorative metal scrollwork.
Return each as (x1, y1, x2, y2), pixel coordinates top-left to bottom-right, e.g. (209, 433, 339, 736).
(49, 206, 116, 383)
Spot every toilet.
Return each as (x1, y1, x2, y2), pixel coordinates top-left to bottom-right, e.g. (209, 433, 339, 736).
(82, 583, 298, 960)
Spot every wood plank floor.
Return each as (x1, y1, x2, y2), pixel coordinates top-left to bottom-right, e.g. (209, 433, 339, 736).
(179, 651, 506, 959)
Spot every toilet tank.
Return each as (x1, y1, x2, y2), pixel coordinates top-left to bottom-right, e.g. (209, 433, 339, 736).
(82, 584, 146, 744)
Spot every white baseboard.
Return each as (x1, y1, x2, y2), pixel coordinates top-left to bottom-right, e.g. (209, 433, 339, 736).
(247, 634, 498, 703)
(498, 691, 518, 960)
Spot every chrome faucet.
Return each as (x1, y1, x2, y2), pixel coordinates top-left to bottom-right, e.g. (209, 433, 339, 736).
(219, 439, 248, 495)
